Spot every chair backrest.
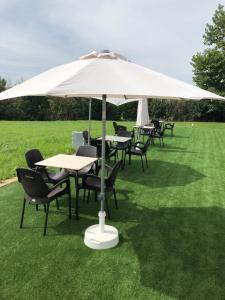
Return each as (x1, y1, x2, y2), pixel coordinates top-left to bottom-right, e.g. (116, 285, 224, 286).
(117, 130, 131, 148)
(152, 120, 160, 129)
(141, 138, 151, 153)
(105, 160, 121, 187)
(93, 140, 111, 158)
(118, 130, 132, 138)
(117, 125, 127, 134)
(25, 149, 44, 169)
(17, 168, 50, 199)
(113, 122, 118, 134)
(76, 145, 97, 158)
(82, 130, 89, 144)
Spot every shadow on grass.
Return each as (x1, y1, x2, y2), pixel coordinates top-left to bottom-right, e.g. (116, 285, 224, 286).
(120, 159, 205, 188)
(105, 198, 225, 299)
(124, 204, 225, 299)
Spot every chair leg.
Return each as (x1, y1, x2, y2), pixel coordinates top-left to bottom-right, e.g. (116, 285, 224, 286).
(43, 203, 50, 236)
(44, 204, 46, 213)
(36, 204, 38, 211)
(20, 198, 26, 228)
(68, 190, 72, 219)
(121, 150, 124, 169)
(145, 153, 148, 168)
(113, 188, 118, 209)
(124, 152, 127, 167)
(129, 153, 131, 165)
(87, 189, 90, 203)
(141, 155, 144, 172)
(105, 193, 111, 219)
(56, 198, 59, 210)
(95, 190, 97, 202)
(83, 188, 86, 202)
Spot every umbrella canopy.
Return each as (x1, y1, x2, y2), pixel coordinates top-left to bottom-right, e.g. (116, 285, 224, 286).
(0, 50, 223, 101)
(136, 99, 150, 126)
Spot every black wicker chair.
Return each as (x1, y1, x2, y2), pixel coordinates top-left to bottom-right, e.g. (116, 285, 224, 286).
(151, 127, 165, 146)
(84, 160, 121, 219)
(25, 149, 69, 210)
(82, 130, 98, 144)
(165, 122, 175, 136)
(25, 149, 68, 185)
(17, 168, 71, 236)
(116, 130, 132, 167)
(113, 121, 127, 135)
(91, 139, 117, 162)
(69, 145, 98, 201)
(127, 138, 150, 172)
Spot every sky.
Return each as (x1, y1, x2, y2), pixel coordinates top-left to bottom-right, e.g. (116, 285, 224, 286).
(0, 0, 222, 86)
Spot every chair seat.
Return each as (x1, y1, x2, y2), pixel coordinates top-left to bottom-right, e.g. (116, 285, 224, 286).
(130, 146, 143, 155)
(69, 165, 93, 177)
(85, 176, 101, 190)
(24, 186, 65, 204)
(48, 169, 68, 183)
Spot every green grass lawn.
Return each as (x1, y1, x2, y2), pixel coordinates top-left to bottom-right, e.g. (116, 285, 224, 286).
(1, 121, 225, 300)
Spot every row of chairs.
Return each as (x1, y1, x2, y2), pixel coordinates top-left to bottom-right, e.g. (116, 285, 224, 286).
(17, 147, 121, 236)
(83, 128, 150, 172)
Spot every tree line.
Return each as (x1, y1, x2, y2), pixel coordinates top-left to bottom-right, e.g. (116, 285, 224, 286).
(0, 4, 224, 122)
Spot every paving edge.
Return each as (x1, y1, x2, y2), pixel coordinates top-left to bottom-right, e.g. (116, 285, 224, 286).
(0, 177, 17, 188)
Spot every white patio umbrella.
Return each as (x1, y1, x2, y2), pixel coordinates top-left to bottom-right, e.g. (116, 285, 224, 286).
(0, 50, 224, 250)
(136, 99, 150, 126)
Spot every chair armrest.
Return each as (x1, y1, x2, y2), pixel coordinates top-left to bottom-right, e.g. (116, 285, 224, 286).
(50, 178, 70, 190)
(84, 174, 100, 182)
(132, 145, 143, 152)
(132, 141, 145, 148)
(97, 163, 113, 174)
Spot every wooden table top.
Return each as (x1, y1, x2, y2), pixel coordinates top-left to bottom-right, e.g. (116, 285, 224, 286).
(36, 154, 97, 171)
(97, 135, 131, 143)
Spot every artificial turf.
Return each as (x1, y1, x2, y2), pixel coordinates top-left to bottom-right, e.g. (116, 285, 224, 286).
(1, 121, 225, 299)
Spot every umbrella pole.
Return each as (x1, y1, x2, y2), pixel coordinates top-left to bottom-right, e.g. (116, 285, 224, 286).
(84, 94, 119, 250)
(100, 95, 106, 212)
(88, 98, 92, 145)
(99, 94, 106, 232)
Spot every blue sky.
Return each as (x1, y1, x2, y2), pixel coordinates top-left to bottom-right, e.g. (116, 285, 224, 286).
(0, 0, 221, 86)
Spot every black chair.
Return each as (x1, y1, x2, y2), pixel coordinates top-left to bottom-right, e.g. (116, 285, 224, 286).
(82, 130, 98, 144)
(84, 160, 121, 219)
(165, 122, 175, 136)
(127, 138, 150, 172)
(116, 130, 132, 167)
(82, 130, 89, 144)
(76, 145, 97, 175)
(69, 145, 98, 200)
(113, 121, 127, 135)
(25, 149, 68, 185)
(139, 125, 154, 142)
(91, 139, 117, 162)
(151, 120, 161, 130)
(17, 168, 71, 236)
(151, 127, 165, 146)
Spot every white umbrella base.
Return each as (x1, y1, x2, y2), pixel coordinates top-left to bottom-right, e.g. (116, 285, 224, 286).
(84, 224, 119, 250)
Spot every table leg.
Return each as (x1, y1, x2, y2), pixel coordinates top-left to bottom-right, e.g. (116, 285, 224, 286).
(75, 171, 79, 220)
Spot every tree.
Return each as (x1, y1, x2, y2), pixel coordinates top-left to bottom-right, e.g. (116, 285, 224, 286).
(0, 77, 7, 92)
(191, 4, 225, 96)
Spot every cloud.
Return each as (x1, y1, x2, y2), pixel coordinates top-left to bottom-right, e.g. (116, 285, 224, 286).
(0, 0, 220, 84)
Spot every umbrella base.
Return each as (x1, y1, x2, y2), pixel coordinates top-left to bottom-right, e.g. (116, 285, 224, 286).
(84, 224, 119, 250)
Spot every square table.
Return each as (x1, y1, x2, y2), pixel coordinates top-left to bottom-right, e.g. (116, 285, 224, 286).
(36, 154, 98, 219)
(97, 135, 131, 143)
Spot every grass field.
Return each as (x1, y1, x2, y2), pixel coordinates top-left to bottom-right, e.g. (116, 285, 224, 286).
(1, 120, 225, 299)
